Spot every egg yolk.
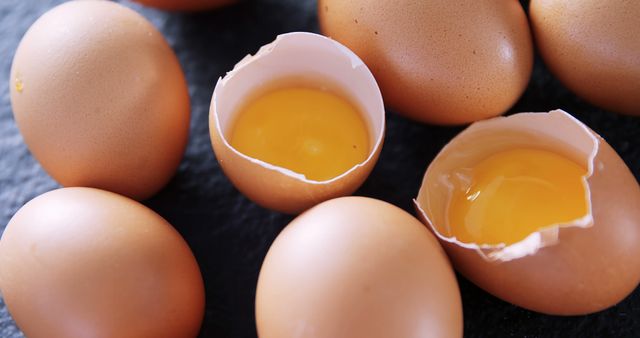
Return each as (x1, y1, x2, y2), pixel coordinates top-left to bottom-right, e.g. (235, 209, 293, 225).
(229, 87, 369, 181)
(447, 148, 588, 245)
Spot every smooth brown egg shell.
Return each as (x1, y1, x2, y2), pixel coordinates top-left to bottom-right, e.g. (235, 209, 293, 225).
(132, 0, 236, 11)
(210, 32, 385, 214)
(0, 188, 204, 338)
(415, 110, 640, 315)
(10, 0, 190, 200)
(530, 0, 640, 115)
(318, 0, 533, 124)
(256, 197, 463, 338)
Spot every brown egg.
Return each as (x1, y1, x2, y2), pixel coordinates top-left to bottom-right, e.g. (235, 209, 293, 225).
(256, 197, 463, 338)
(10, 0, 190, 200)
(415, 110, 640, 315)
(0, 187, 205, 338)
(210, 32, 385, 214)
(318, 0, 533, 125)
(132, 0, 235, 11)
(530, 0, 640, 115)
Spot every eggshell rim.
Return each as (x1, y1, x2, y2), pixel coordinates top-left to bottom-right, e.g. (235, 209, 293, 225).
(210, 31, 385, 185)
(414, 109, 598, 262)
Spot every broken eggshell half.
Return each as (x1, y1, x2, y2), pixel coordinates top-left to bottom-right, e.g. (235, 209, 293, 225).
(415, 109, 640, 315)
(210, 32, 385, 214)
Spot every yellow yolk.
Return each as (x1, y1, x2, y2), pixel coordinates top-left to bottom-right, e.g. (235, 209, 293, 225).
(447, 148, 588, 245)
(229, 87, 370, 181)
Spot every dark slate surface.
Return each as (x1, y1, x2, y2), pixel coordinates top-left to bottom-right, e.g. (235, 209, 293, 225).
(1, 0, 639, 337)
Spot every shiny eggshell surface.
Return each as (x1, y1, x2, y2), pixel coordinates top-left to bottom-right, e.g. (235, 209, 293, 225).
(210, 32, 385, 214)
(0, 188, 205, 338)
(10, 0, 190, 200)
(530, 0, 640, 115)
(415, 111, 640, 315)
(318, 0, 533, 125)
(132, 0, 236, 11)
(256, 197, 463, 338)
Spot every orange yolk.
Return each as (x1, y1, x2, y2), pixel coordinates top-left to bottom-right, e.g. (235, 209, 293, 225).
(229, 87, 369, 181)
(448, 148, 588, 245)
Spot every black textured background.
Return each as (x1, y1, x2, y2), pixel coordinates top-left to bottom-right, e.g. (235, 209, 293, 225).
(1, 1, 639, 337)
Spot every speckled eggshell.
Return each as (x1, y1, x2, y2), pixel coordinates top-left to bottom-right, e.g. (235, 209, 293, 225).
(318, 0, 533, 125)
(10, 0, 190, 200)
(132, 0, 236, 11)
(256, 197, 463, 338)
(530, 0, 640, 115)
(0, 188, 205, 338)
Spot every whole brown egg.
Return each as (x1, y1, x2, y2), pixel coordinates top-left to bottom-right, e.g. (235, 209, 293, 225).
(318, 0, 533, 125)
(10, 0, 190, 200)
(0, 188, 205, 338)
(530, 0, 640, 115)
(256, 197, 462, 338)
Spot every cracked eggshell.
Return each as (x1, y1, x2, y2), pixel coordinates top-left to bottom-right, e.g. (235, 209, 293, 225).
(415, 110, 640, 315)
(10, 0, 190, 200)
(209, 32, 385, 214)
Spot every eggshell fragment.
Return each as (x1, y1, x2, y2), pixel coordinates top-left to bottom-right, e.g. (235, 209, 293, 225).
(0, 188, 205, 338)
(10, 0, 190, 200)
(415, 110, 640, 315)
(530, 0, 640, 115)
(256, 197, 463, 338)
(318, 0, 533, 124)
(209, 32, 385, 214)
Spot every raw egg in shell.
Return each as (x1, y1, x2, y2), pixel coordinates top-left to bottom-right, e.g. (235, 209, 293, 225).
(209, 32, 385, 214)
(415, 110, 640, 315)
